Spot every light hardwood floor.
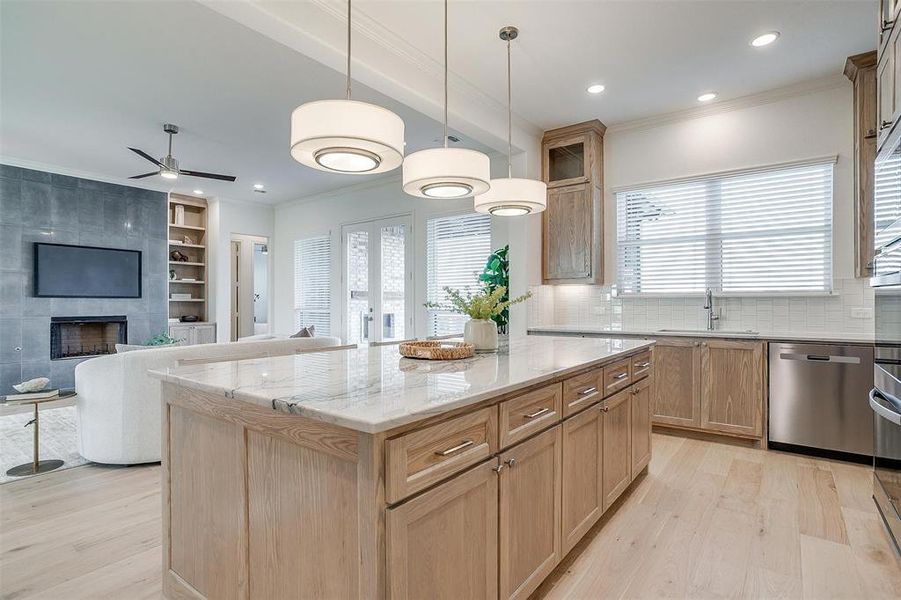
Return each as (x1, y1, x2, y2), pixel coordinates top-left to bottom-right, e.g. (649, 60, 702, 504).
(1, 432, 899, 600)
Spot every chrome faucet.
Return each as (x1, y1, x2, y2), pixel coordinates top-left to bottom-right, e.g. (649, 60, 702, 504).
(703, 288, 720, 331)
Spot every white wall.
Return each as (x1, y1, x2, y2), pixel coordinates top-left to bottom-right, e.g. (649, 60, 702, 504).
(272, 150, 543, 340)
(532, 81, 875, 338)
(207, 198, 274, 342)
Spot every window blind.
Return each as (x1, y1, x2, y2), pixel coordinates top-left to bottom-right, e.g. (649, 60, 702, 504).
(426, 212, 492, 335)
(294, 235, 331, 334)
(616, 161, 834, 294)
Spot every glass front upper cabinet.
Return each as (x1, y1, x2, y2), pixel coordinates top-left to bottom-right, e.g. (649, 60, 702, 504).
(544, 134, 590, 187)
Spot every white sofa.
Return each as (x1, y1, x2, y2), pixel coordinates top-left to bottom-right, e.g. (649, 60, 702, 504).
(74, 336, 341, 464)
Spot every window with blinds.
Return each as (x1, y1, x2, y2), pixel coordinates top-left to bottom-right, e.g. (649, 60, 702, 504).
(616, 161, 834, 294)
(874, 150, 901, 259)
(426, 212, 492, 335)
(294, 235, 331, 334)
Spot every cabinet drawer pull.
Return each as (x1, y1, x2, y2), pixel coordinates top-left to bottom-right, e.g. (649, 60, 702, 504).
(504, 458, 517, 468)
(633, 361, 650, 369)
(523, 407, 550, 419)
(883, 19, 895, 32)
(600, 405, 610, 412)
(881, 120, 894, 130)
(434, 439, 474, 456)
(613, 372, 629, 380)
(579, 386, 598, 396)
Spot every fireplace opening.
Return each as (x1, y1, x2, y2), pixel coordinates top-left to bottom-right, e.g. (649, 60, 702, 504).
(50, 316, 127, 360)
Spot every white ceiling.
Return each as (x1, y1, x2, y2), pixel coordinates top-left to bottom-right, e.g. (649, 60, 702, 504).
(0, 0, 879, 205)
(0, 0, 488, 204)
(339, 0, 877, 129)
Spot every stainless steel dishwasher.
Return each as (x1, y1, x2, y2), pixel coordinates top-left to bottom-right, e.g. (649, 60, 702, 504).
(768, 343, 874, 460)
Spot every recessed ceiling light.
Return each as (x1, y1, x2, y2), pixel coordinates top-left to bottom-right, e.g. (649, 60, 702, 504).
(587, 84, 605, 94)
(750, 31, 780, 47)
(193, 189, 203, 195)
(253, 183, 264, 190)
(697, 92, 718, 102)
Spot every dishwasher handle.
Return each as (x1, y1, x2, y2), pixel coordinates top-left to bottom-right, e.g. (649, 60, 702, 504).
(778, 352, 861, 365)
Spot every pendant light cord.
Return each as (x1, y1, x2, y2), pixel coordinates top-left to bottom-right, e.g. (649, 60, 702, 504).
(443, 0, 448, 148)
(506, 36, 512, 178)
(346, 0, 352, 100)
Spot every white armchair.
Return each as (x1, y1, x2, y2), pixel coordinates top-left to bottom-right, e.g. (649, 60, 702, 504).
(74, 336, 341, 464)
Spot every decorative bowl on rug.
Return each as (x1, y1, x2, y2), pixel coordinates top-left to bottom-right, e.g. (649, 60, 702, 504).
(399, 341, 475, 360)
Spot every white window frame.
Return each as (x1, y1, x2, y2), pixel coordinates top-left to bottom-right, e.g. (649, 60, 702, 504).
(614, 157, 836, 297)
(293, 234, 332, 334)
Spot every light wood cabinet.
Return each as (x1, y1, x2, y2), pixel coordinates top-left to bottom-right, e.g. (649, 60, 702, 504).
(541, 121, 605, 284)
(499, 426, 562, 600)
(878, 8, 901, 152)
(499, 383, 562, 448)
(651, 338, 701, 428)
(700, 339, 765, 438)
(168, 323, 216, 346)
(845, 51, 878, 278)
(630, 377, 652, 475)
(387, 460, 498, 600)
(561, 406, 603, 554)
(602, 388, 632, 510)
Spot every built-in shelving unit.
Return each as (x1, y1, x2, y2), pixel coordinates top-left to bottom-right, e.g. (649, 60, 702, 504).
(168, 194, 209, 324)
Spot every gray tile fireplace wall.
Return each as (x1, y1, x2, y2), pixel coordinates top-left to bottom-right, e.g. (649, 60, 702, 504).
(0, 165, 168, 392)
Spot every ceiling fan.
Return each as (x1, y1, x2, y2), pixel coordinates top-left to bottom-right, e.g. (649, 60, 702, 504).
(128, 124, 236, 182)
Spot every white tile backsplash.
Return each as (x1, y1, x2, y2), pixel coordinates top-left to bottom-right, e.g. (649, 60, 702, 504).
(527, 278, 875, 338)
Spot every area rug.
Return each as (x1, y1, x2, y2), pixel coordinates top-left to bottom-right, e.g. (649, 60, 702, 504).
(0, 406, 90, 484)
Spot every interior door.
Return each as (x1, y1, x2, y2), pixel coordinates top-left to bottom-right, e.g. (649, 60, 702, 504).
(342, 215, 413, 344)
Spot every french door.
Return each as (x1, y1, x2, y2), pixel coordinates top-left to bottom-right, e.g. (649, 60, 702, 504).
(341, 215, 413, 344)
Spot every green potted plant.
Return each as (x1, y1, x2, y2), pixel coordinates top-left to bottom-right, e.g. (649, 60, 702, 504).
(425, 285, 530, 352)
(144, 333, 183, 347)
(480, 245, 512, 335)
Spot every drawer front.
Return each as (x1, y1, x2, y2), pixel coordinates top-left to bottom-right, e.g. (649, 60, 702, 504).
(603, 358, 632, 396)
(499, 383, 563, 448)
(386, 407, 498, 504)
(630, 351, 652, 381)
(562, 368, 603, 417)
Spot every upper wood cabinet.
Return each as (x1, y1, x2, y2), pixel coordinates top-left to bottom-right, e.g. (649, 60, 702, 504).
(845, 51, 878, 278)
(499, 426, 562, 600)
(699, 340, 765, 438)
(651, 338, 702, 428)
(877, 6, 901, 152)
(541, 120, 606, 284)
(387, 460, 499, 600)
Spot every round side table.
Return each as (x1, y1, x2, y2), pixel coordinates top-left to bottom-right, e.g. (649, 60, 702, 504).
(5, 391, 76, 477)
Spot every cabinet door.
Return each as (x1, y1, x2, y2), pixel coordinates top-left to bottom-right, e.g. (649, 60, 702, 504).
(168, 324, 194, 346)
(602, 389, 632, 510)
(193, 324, 216, 345)
(878, 35, 896, 146)
(700, 340, 764, 438)
(543, 134, 589, 187)
(561, 406, 603, 554)
(542, 183, 594, 281)
(499, 426, 562, 600)
(630, 377, 652, 476)
(387, 461, 498, 600)
(651, 339, 701, 428)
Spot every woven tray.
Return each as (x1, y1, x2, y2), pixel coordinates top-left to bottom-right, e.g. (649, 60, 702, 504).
(399, 340, 474, 360)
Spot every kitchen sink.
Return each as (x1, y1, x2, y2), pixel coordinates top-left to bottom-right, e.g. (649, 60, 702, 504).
(656, 328, 759, 337)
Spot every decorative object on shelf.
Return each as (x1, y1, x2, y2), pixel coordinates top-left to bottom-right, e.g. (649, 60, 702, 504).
(179, 315, 200, 323)
(12, 377, 50, 394)
(475, 26, 547, 216)
(425, 285, 531, 352)
(290, 0, 404, 174)
(170, 293, 192, 301)
(174, 203, 185, 225)
(399, 340, 475, 360)
(169, 269, 177, 281)
(169, 250, 189, 262)
(402, 0, 490, 199)
(144, 333, 183, 347)
(182, 234, 194, 245)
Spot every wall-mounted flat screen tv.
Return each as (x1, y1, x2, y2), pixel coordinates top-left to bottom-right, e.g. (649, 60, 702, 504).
(34, 243, 142, 298)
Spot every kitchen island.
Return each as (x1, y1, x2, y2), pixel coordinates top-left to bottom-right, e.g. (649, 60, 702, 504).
(150, 335, 654, 600)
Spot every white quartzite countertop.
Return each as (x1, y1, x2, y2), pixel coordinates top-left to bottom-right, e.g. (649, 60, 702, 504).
(149, 335, 653, 433)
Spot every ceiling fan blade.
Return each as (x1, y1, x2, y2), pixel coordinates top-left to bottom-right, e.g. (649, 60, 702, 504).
(129, 171, 159, 179)
(180, 169, 237, 182)
(128, 147, 164, 167)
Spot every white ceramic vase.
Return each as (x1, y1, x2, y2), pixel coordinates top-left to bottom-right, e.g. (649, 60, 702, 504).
(464, 318, 498, 352)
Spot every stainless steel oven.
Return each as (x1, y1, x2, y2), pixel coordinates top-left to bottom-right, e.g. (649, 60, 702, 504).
(871, 123, 901, 555)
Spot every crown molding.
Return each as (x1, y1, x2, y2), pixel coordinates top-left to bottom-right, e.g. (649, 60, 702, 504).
(606, 74, 849, 135)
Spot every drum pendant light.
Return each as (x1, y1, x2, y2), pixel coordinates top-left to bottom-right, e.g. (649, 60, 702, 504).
(402, 0, 490, 198)
(474, 26, 547, 216)
(290, 0, 405, 174)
